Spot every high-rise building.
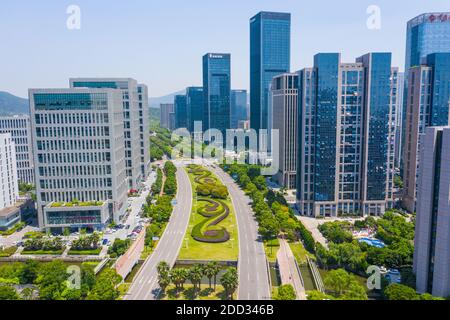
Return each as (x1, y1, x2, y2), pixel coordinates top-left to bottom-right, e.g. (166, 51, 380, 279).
(174, 95, 188, 129)
(414, 126, 450, 298)
(160, 103, 174, 130)
(230, 90, 248, 129)
(250, 11, 291, 141)
(297, 53, 397, 217)
(137, 84, 151, 180)
(401, 13, 450, 171)
(203, 53, 231, 135)
(402, 53, 450, 213)
(29, 88, 128, 231)
(0, 115, 35, 184)
(271, 73, 298, 189)
(70, 78, 149, 191)
(0, 133, 18, 209)
(394, 72, 405, 169)
(186, 87, 204, 133)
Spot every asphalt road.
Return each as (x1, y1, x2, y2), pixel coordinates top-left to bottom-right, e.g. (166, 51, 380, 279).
(211, 166, 272, 300)
(124, 166, 192, 300)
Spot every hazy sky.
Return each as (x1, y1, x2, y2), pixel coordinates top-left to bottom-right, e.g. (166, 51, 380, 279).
(1, 0, 449, 98)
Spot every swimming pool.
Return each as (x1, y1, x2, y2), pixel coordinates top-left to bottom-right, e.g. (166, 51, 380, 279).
(358, 237, 386, 248)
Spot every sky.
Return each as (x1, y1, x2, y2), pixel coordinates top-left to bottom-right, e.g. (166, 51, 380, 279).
(0, 0, 449, 98)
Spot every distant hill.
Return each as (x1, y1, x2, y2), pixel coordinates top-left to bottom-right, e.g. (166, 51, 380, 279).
(0, 91, 29, 115)
(149, 90, 185, 108)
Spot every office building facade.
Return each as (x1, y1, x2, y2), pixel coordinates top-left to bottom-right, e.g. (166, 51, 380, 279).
(250, 11, 291, 139)
(174, 95, 188, 129)
(271, 73, 298, 189)
(297, 53, 396, 217)
(0, 133, 18, 209)
(402, 53, 450, 213)
(29, 89, 128, 231)
(160, 103, 174, 130)
(394, 72, 405, 169)
(70, 78, 149, 191)
(0, 115, 35, 184)
(414, 126, 450, 298)
(231, 90, 248, 129)
(186, 87, 204, 133)
(203, 53, 231, 135)
(137, 84, 151, 180)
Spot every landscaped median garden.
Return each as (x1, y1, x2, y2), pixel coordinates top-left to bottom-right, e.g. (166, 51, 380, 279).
(178, 165, 238, 261)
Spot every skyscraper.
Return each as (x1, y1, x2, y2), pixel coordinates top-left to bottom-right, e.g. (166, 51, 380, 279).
(0, 115, 35, 184)
(29, 88, 128, 231)
(250, 11, 291, 139)
(297, 53, 397, 217)
(160, 103, 174, 130)
(186, 87, 204, 133)
(401, 13, 450, 170)
(394, 72, 405, 169)
(230, 90, 248, 129)
(203, 53, 231, 135)
(137, 84, 151, 179)
(174, 95, 188, 129)
(402, 53, 450, 213)
(414, 126, 450, 298)
(70, 78, 149, 191)
(271, 73, 298, 189)
(0, 133, 18, 209)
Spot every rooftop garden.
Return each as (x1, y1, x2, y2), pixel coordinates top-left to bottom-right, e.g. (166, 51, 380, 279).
(50, 200, 104, 208)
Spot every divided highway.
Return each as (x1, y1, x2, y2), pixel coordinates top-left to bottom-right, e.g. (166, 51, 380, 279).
(125, 166, 192, 300)
(212, 166, 272, 300)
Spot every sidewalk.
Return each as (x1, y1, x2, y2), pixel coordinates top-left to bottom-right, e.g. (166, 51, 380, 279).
(277, 238, 307, 300)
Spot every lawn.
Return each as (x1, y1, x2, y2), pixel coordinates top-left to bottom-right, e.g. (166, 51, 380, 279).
(68, 248, 102, 256)
(177, 167, 239, 261)
(21, 249, 64, 255)
(264, 238, 280, 263)
(289, 241, 314, 265)
(0, 246, 18, 257)
(161, 284, 235, 300)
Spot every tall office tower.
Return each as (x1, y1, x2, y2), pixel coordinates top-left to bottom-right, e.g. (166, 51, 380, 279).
(401, 13, 450, 170)
(70, 78, 147, 191)
(297, 53, 397, 217)
(160, 103, 174, 130)
(0, 133, 18, 209)
(29, 88, 128, 231)
(174, 95, 188, 129)
(394, 72, 405, 169)
(0, 115, 35, 184)
(414, 126, 450, 298)
(186, 87, 204, 133)
(271, 74, 298, 189)
(250, 11, 291, 146)
(230, 90, 248, 129)
(137, 84, 151, 180)
(402, 53, 450, 213)
(203, 53, 231, 136)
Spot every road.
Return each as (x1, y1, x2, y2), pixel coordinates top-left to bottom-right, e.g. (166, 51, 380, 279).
(277, 237, 307, 300)
(124, 166, 192, 300)
(211, 165, 271, 300)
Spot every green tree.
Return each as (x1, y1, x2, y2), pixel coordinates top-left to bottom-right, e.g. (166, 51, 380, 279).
(19, 260, 40, 284)
(0, 284, 19, 300)
(384, 284, 418, 300)
(203, 262, 220, 289)
(157, 261, 171, 295)
(35, 260, 68, 300)
(87, 269, 122, 300)
(275, 284, 296, 300)
(307, 290, 334, 300)
(188, 264, 204, 292)
(324, 269, 368, 300)
(220, 268, 238, 300)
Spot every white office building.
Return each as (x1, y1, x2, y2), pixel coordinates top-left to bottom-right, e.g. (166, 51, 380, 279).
(0, 133, 19, 209)
(29, 88, 128, 231)
(0, 115, 35, 184)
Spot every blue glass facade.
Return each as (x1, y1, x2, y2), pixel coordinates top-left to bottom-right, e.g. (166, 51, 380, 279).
(230, 90, 248, 129)
(186, 87, 204, 133)
(174, 95, 188, 129)
(426, 53, 450, 126)
(202, 53, 231, 134)
(250, 12, 291, 132)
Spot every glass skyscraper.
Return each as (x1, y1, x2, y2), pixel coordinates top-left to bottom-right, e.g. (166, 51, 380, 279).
(202, 53, 231, 135)
(250, 11, 291, 136)
(174, 94, 188, 129)
(297, 53, 397, 217)
(230, 90, 248, 129)
(186, 87, 204, 133)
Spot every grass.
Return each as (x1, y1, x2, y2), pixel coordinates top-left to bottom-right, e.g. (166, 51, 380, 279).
(21, 249, 64, 255)
(117, 283, 131, 300)
(68, 248, 102, 256)
(0, 222, 26, 236)
(0, 246, 18, 257)
(177, 168, 239, 261)
(161, 284, 235, 300)
(289, 241, 314, 265)
(264, 238, 280, 263)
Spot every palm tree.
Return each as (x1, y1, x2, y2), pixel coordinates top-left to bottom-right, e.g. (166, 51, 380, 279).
(179, 268, 189, 290)
(170, 268, 186, 293)
(205, 261, 221, 290)
(157, 261, 171, 295)
(220, 268, 239, 300)
(188, 264, 204, 292)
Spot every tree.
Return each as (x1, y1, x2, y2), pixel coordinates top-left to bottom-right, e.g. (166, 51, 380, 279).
(0, 284, 19, 300)
(275, 284, 296, 300)
(157, 261, 171, 294)
(19, 260, 40, 284)
(87, 269, 122, 300)
(324, 269, 368, 300)
(188, 264, 204, 293)
(384, 284, 418, 300)
(220, 268, 238, 300)
(203, 262, 220, 289)
(307, 290, 334, 300)
(35, 260, 68, 300)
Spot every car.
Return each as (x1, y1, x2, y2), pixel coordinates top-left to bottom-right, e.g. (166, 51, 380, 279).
(102, 239, 109, 246)
(125, 225, 131, 230)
